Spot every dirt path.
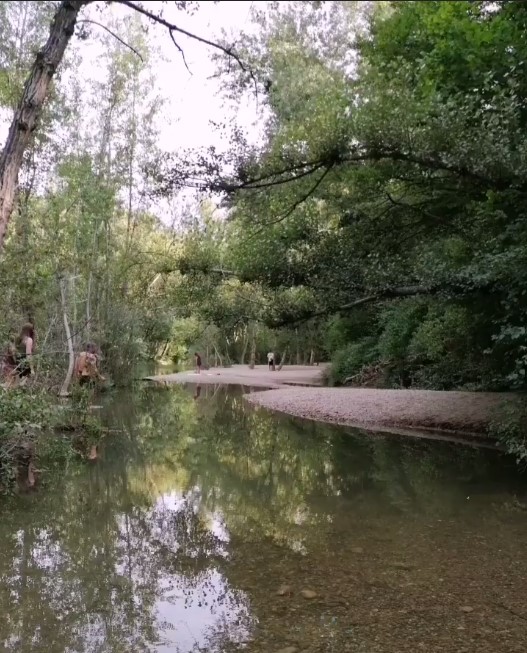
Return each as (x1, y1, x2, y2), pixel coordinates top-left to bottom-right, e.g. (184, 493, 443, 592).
(244, 386, 517, 438)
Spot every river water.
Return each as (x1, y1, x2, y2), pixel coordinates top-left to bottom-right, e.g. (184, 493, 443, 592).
(1, 383, 527, 653)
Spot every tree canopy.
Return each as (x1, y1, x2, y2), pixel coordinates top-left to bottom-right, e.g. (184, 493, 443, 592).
(1, 0, 527, 393)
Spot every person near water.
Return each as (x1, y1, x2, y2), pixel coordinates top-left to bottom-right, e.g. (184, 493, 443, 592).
(194, 352, 202, 374)
(75, 343, 105, 386)
(267, 351, 275, 371)
(13, 323, 35, 383)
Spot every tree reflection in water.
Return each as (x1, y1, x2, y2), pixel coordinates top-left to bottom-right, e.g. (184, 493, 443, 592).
(1, 383, 526, 653)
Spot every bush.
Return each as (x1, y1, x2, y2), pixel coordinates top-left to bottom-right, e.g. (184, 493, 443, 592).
(0, 388, 60, 492)
(488, 400, 527, 466)
(330, 337, 378, 385)
(0, 386, 104, 493)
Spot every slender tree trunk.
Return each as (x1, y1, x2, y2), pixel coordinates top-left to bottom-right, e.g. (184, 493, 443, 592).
(59, 276, 75, 397)
(240, 326, 249, 364)
(37, 315, 56, 375)
(248, 322, 257, 369)
(126, 71, 138, 249)
(213, 344, 223, 367)
(277, 347, 288, 371)
(0, 0, 88, 251)
(86, 271, 92, 337)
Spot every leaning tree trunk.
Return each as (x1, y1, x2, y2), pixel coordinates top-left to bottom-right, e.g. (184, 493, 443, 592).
(0, 0, 88, 251)
(277, 347, 288, 371)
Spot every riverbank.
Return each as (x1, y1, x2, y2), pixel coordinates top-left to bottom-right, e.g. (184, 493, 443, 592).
(244, 386, 517, 440)
(144, 364, 327, 388)
(145, 365, 517, 441)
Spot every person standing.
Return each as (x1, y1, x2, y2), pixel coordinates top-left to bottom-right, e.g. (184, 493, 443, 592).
(267, 351, 275, 371)
(13, 323, 35, 384)
(194, 351, 202, 374)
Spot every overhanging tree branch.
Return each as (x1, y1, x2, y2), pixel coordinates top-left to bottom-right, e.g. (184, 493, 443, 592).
(115, 0, 250, 76)
(269, 282, 495, 328)
(246, 164, 334, 240)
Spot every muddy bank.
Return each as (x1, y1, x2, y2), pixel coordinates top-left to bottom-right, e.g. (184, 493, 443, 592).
(243, 386, 518, 439)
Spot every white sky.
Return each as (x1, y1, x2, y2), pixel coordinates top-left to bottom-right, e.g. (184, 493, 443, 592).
(84, 0, 263, 153)
(0, 1, 263, 157)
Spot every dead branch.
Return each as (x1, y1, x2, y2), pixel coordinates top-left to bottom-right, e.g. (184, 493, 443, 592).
(77, 19, 144, 61)
(115, 0, 251, 77)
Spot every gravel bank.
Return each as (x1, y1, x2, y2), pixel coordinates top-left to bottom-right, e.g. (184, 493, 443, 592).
(243, 387, 517, 437)
(145, 364, 327, 388)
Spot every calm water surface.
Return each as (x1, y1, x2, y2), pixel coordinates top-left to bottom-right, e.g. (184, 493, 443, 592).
(1, 384, 527, 653)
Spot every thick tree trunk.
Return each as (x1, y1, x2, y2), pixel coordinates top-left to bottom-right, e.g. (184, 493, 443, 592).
(0, 0, 88, 251)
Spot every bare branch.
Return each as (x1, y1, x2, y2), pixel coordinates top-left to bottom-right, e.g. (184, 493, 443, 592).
(77, 19, 144, 61)
(115, 0, 252, 76)
(270, 288, 428, 328)
(169, 31, 192, 75)
(213, 161, 328, 193)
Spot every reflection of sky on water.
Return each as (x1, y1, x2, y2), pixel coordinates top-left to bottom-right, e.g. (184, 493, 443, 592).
(156, 569, 253, 652)
(149, 491, 253, 651)
(3, 489, 254, 653)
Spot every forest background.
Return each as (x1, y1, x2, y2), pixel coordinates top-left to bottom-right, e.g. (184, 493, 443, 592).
(1, 1, 527, 463)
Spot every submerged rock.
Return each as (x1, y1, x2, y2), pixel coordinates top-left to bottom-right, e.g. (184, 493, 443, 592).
(277, 584, 293, 596)
(300, 589, 317, 599)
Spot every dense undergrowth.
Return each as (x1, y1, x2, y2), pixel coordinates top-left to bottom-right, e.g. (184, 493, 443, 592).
(0, 386, 105, 494)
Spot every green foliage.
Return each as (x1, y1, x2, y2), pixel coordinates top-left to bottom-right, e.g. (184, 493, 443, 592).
(488, 400, 527, 466)
(330, 337, 378, 385)
(163, 0, 527, 400)
(0, 389, 60, 492)
(0, 388, 58, 438)
(0, 386, 105, 493)
(377, 300, 429, 362)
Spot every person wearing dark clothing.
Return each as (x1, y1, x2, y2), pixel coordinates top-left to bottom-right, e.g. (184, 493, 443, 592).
(14, 323, 35, 379)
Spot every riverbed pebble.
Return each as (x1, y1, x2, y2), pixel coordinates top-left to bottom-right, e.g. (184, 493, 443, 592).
(300, 589, 317, 599)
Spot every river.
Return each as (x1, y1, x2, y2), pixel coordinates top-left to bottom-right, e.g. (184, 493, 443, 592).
(1, 383, 526, 652)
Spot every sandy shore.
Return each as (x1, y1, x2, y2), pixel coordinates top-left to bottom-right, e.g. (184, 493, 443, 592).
(145, 364, 516, 440)
(244, 386, 517, 439)
(145, 364, 327, 388)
